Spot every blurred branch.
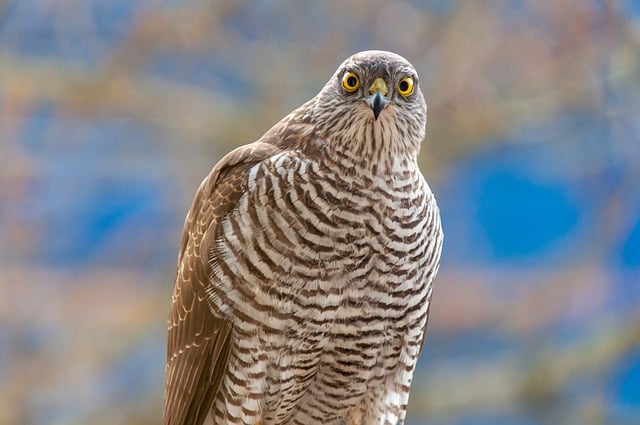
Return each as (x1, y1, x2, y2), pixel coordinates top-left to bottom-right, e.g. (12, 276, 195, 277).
(605, 0, 640, 52)
(0, 52, 239, 146)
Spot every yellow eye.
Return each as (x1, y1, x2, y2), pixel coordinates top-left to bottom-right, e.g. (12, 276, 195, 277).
(342, 71, 360, 93)
(397, 76, 414, 96)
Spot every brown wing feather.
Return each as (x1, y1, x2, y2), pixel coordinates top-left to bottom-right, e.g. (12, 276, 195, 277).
(163, 141, 284, 425)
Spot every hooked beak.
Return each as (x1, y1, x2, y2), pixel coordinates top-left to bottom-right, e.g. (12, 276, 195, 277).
(367, 77, 389, 120)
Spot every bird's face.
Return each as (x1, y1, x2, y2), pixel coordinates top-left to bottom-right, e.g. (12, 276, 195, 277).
(313, 50, 427, 162)
(336, 55, 421, 122)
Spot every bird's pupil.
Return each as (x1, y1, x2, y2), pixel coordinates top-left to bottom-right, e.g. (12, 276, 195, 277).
(347, 76, 357, 87)
(399, 81, 409, 92)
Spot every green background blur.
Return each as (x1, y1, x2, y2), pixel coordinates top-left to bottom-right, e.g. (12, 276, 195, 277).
(1, 1, 639, 424)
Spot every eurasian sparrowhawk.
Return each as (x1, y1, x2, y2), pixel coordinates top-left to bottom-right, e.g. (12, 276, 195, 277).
(163, 50, 443, 425)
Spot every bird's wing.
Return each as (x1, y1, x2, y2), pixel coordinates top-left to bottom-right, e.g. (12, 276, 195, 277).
(163, 141, 284, 425)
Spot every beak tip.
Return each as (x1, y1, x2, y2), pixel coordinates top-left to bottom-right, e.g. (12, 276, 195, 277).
(369, 91, 388, 120)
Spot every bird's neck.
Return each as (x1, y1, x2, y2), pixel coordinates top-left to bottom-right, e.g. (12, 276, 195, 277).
(326, 127, 421, 177)
(313, 138, 417, 182)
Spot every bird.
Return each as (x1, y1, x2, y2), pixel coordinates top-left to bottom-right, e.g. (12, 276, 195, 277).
(163, 50, 443, 425)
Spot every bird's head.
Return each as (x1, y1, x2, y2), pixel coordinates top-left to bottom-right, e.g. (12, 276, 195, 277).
(313, 50, 427, 166)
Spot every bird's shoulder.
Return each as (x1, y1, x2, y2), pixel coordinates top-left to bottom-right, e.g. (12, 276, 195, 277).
(178, 100, 319, 270)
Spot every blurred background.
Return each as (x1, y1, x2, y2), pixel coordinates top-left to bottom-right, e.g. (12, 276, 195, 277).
(1, 1, 639, 424)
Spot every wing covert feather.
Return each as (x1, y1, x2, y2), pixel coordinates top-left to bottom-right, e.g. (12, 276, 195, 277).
(163, 141, 283, 425)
